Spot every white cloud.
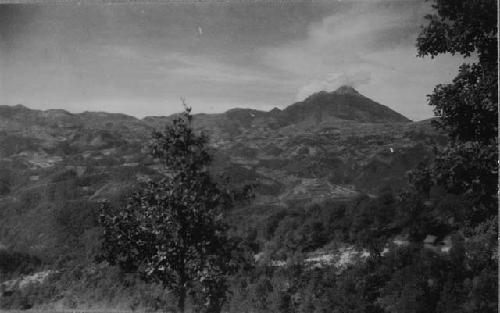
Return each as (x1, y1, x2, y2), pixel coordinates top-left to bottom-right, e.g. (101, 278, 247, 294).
(261, 1, 465, 119)
(88, 3, 463, 120)
(100, 45, 288, 87)
(262, 2, 418, 77)
(161, 53, 282, 85)
(296, 70, 371, 101)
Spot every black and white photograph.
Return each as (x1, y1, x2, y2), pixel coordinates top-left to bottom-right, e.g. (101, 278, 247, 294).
(0, 1, 497, 312)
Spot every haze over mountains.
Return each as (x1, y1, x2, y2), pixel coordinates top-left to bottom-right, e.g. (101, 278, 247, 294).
(0, 86, 445, 257)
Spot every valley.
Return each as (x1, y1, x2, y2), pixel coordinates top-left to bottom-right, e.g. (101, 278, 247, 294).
(0, 86, 448, 310)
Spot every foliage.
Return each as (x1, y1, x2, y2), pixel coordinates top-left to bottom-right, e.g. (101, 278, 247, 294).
(416, 0, 497, 65)
(99, 107, 237, 313)
(0, 263, 174, 312)
(414, 0, 497, 215)
(408, 0, 498, 311)
(0, 250, 42, 281)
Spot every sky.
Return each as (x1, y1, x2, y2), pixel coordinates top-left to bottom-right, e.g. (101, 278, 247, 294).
(0, 1, 465, 120)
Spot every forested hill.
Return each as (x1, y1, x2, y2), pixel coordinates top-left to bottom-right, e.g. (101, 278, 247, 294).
(0, 86, 444, 259)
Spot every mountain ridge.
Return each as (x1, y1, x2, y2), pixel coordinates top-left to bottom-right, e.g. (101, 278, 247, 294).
(0, 89, 445, 258)
(1, 86, 411, 128)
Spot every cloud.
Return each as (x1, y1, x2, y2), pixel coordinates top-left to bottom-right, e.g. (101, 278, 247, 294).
(161, 53, 282, 85)
(99, 45, 287, 87)
(296, 70, 371, 101)
(260, 1, 464, 119)
(3, 2, 465, 121)
(262, 1, 426, 77)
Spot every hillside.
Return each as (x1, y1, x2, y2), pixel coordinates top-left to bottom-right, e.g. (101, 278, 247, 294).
(0, 87, 445, 260)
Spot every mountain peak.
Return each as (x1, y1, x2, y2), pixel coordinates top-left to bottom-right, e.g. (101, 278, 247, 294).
(333, 85, 360, 95)
(281, 86, 411, 124)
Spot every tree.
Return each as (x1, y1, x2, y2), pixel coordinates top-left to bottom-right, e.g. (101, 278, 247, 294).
(99, 107, 236, 313)
(404, 1, 498, 312)
(415, 0, 498, 219)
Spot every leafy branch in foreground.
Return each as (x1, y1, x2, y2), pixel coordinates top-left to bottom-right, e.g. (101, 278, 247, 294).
(99, 107, 241, 313)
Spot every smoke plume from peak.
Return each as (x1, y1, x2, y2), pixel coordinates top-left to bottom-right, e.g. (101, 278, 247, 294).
(296, 71, 371, 101)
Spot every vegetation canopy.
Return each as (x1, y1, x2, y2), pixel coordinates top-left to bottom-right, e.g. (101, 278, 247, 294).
(99, 107, 236, 313)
